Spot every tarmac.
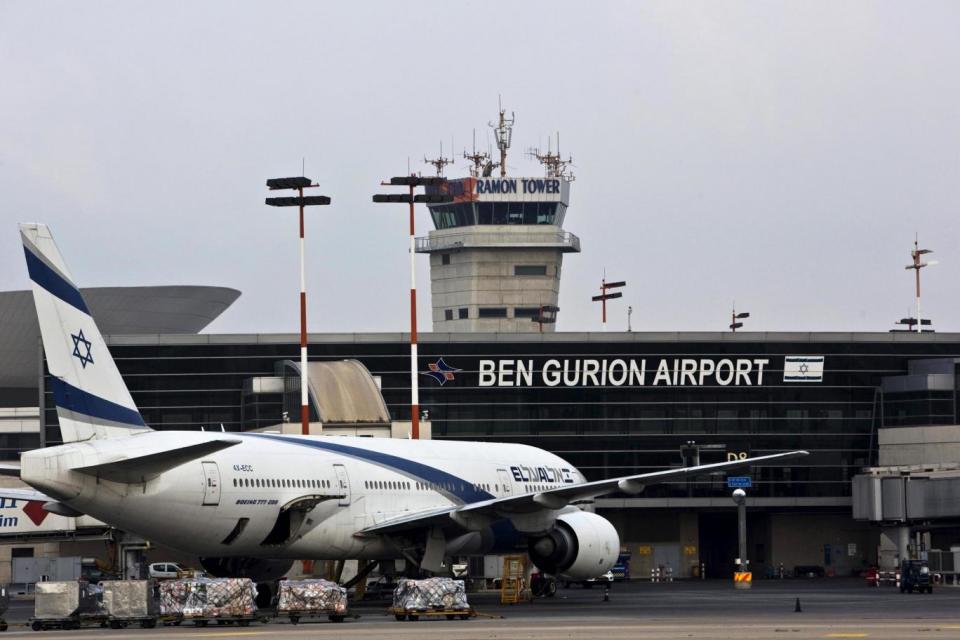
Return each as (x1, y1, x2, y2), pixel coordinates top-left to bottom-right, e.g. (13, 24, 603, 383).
(4, 578, 960, 639)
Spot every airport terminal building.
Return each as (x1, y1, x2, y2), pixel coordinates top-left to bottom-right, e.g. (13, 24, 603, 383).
(5, 304, 960, 579)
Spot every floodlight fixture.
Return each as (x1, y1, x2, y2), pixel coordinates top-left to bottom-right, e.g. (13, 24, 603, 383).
(592, 277, 626, 329)
(730, 304, 749, 333)
(266, 177, 314, 190)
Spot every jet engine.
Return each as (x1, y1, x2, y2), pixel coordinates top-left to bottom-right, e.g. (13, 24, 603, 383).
(199, 557, 294, 583)
(527, 511, 620, 580)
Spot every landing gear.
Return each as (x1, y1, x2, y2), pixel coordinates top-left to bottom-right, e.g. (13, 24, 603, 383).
(531, 575, 557, 598)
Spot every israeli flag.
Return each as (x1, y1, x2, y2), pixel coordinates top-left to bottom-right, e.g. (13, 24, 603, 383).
(783, 356, 824, 383)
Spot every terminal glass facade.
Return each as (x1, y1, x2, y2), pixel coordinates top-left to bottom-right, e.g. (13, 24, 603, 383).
(40, 334, 960, 502)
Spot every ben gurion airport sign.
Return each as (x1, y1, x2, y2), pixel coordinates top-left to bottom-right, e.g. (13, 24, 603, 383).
(426, 356, 826, 388)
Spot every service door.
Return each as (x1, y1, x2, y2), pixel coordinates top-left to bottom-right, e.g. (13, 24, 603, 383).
(201, 461, 221, 506)
(497, 469, 513, 497)
(333, 464, 350, 506)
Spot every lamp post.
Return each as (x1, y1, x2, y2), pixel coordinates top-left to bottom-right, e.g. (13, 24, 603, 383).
(732, 488, 749, 589)
(373, 176, 452, 439)
(591, 278, 625, 331)
(729, 305, 749, 332)
(265, 176, 331, 436)
(905, 236, 937, 334)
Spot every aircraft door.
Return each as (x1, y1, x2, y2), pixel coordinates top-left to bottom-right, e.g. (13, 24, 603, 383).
(333, 464, 350, 506)
(497, 469, 513, 497)
(201, 461, 221, 506)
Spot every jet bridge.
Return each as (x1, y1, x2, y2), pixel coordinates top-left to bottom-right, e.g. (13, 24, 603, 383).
(245, 359, 431, 438)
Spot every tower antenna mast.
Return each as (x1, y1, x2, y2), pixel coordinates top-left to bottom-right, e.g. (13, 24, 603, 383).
(464, 128, 496, 177)
(529, 131, 575, 180)
(424, 141, 453, 177)
(489, 97, 515, 178)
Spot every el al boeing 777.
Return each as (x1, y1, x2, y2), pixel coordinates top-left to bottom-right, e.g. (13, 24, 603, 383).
(4, 223, 806, 583)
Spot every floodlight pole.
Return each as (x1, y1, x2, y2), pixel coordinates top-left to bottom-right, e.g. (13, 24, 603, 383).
(265, 177, 331, 436)
(297, 187, 308, 433)
(373, 176, 452, 439)
(407, 180, 419, 441)
(601, 278, 608, 328)
(591, 278, 626, 331)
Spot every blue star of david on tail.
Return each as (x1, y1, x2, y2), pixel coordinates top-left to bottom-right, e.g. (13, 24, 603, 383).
(423, 358, 461, 385)
(71, 329, 94, 368)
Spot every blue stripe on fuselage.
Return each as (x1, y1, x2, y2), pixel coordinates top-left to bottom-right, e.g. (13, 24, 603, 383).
(245, 433, 495, 504)
(51, 378, 146, 428)
(23, 246, 90, 314)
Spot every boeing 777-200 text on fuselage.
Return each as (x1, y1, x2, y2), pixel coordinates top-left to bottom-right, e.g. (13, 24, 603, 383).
(4, 223, 806, 583)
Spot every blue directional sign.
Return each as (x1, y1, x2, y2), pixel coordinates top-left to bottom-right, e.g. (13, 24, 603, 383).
(727, 476, 752, 489)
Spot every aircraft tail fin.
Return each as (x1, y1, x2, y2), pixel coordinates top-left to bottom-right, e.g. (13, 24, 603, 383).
(19, 223, 150, 442)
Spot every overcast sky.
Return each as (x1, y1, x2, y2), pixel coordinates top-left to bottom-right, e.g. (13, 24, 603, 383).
(1, 1, 958, 334)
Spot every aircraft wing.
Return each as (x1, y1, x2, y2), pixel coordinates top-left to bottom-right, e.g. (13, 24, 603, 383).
(360, 450, 807, 536)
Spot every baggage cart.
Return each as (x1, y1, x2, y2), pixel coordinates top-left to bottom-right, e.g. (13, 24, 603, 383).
(158, 577, 259, 627)
(390, 578, 472, 621)
(31, 581, 106, 631)
(388, 606, 475, 621)
(100, 580, 158, 629)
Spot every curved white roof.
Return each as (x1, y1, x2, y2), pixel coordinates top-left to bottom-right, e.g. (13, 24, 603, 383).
(0, 286, 240, 389)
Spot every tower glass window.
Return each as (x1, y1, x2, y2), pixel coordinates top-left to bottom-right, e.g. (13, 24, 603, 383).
(514, 265, 547, 276)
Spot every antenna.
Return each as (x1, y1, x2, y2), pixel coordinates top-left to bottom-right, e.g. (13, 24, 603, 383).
(488, 97, 515, 178)
(529, 131, 575, 180)
(424, 141, 453, 177)
(464, 128, 496, 178)
(901, 233, 937, 333)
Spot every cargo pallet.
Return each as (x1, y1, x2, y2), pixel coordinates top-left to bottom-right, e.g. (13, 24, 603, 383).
(282, 610, 348, 624)
(29, 615, 108, 632)
(389, 607, 475, 621)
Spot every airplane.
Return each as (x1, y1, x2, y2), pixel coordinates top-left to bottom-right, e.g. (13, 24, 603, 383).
(7, 222, 807, 586)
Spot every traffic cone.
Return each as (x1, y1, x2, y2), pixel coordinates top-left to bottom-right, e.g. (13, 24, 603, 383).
(794, 597, 802, 613)
(604, 587, 610, 602)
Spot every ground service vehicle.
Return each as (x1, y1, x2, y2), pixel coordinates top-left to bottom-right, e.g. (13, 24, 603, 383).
(900, 560, 932, 594)
(148, 564, 186, 580)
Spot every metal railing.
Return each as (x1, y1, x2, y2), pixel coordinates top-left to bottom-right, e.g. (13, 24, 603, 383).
(415, 230, 581, 253)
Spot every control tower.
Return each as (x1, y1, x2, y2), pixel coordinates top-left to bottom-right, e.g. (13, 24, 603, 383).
(416, 108, 581, 332)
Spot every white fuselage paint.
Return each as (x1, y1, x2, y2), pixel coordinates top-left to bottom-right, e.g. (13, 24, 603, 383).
(20, 431, 584, 559)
